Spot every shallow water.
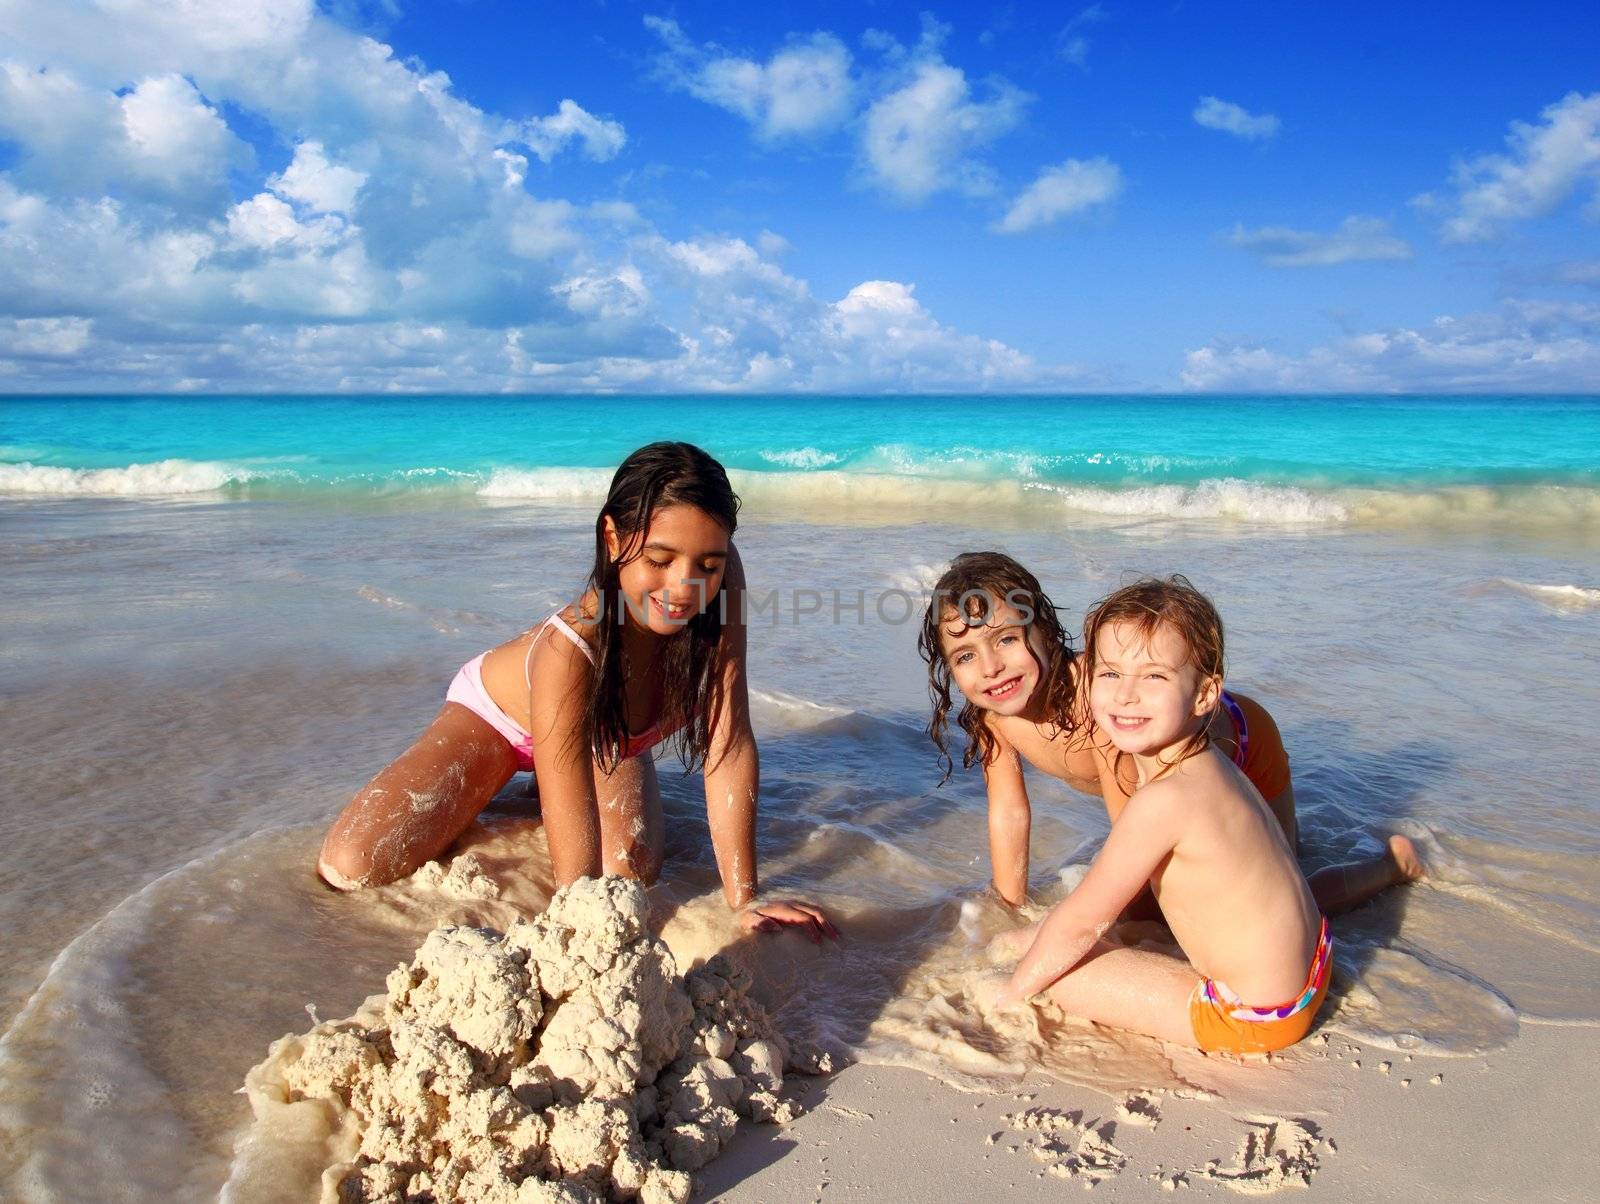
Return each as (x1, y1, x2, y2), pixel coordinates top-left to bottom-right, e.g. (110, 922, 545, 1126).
(2, 471, 1598, 1199)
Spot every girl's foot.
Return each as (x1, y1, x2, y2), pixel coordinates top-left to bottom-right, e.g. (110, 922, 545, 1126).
(1387, 834, 1426, 882)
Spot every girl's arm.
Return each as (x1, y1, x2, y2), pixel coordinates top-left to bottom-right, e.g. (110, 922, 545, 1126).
(528, 625, 604, 886)
(702, 545, 837, 941)
(703, 545, 758, 910)
(983, 724, 1032, 908)
(996, 781, 1182, 1006)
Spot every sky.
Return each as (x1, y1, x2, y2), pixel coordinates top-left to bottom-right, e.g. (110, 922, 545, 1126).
(0, 0, 1597, 393)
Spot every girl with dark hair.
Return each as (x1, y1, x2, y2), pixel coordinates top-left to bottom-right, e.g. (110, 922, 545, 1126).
(918, 552, 1423, 916)
(318, 442, 836, 942)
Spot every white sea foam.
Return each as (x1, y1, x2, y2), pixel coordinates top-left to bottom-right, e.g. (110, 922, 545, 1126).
(747, 687, 856, 729)
(1489, 579, 1600, 613)
(477, 466, 615, 499)
(0, 458, 252, 496)
(470, 468, 1600, 531)
(394, 466, 477, 481)
(758, 447, 844, 469)
(1041, 478, 1349, 523)
(11, 456, 1599, 535)
(880, 562, 946, 594)
(863, 442, 1048, 480)
(731, 469, 1039, 517)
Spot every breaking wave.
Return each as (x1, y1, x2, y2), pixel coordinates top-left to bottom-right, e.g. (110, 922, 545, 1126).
(7, 456, 1599, 532)
(0, 458, 255, 496)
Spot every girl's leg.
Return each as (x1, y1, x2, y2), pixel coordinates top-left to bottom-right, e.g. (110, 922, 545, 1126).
(318, 702, 519, 889)
(1269, 786, 1425, 914)
(1038, 941, 1202, 1047)
(594, 754, 665, 883)
(1308, 834, 1426, 915)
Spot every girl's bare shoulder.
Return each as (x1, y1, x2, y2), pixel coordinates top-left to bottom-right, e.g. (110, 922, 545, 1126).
(520, 604, 598, 681)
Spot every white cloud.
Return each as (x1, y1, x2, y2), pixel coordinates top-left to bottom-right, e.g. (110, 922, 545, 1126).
(645, 17, 854, 140)
(1434, 91, 1600, 243)
(1181, 299, 1600, 392)
(226, 193, 341, 250)
(861, 61, 1028, 201)
(995, 157, 1121, 233)
(1228, 216, 1412, 267)
(618, 239, 1067, 391)
(118, 74, 236, 188)
(0, 179, 229, 319)
(1558, 260, 1600, 286)
(1058, 5, 1108, 69)
(230, 241, 385, 318)
(520, 99, 627, 162)
(0, 63, 244, 205)
(756, 229, 792, 258)
(820, 280, 1045, 390)
(648, 15, 1031, 207)
(1193, 96, 1280, 140)
(0, 2, 1079, 393)
(555, 265, 650, 319)
(502, 198, 579, 259)
(0, 316, 92, 358)
(0, 3, 615, 334)
(269, 141, 367, 213)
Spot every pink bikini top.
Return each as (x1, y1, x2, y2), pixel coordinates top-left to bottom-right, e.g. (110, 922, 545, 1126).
(531, 611, 679, 760)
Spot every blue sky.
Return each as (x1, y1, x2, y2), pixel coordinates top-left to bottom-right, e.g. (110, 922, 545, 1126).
(1, 0, 1597, 391)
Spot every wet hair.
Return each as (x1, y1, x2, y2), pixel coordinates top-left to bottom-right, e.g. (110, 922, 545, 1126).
(582, 441, 739, 773)
(916, 551, 1078, 783)
(1077, 574, 1225, 785)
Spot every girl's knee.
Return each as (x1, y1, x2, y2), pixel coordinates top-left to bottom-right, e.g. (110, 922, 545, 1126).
(634, 848, 664, 885)
(603, 840, 663, 883)
(317, 828, 378, 890)
(317, 819, 400, 890)
(317, 852, 364, 890)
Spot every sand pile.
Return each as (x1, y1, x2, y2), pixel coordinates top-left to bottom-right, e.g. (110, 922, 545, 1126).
(241, 876, 827, 1203)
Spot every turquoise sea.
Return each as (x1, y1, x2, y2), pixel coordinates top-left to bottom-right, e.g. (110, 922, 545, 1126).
(2, 393, 1598, 1198)
(4, 393, 1600, 525)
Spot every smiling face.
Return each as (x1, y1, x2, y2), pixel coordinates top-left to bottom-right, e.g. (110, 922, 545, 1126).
(938, 599, 1045, 718)
(1088, 617, 1220, 757)
(605, 503, 730, 635)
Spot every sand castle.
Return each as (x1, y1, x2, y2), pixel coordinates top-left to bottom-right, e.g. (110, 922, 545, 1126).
(242, 876, 829, 1203)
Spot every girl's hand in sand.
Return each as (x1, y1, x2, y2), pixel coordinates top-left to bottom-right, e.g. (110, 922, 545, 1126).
(972, 970, 1025, 1014)
(737, 899, 840, 944)
(990, 981, 1026, 1011)
(986, 922, 1038, 966)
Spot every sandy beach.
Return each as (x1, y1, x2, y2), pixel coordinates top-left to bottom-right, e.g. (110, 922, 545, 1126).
(5, 0, 1600, 1193)
(3, 469, 1597, 1201)
(704, 1025, 1596, 1202)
